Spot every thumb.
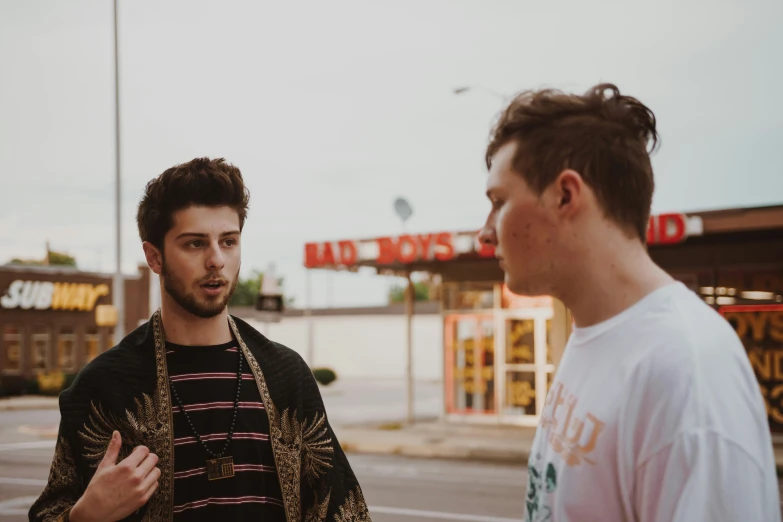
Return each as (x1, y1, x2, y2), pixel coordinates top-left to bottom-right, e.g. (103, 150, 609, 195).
(99, 431, 122, 468)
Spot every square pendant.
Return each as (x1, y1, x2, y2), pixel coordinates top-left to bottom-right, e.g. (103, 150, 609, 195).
(206, 456, 235, 480)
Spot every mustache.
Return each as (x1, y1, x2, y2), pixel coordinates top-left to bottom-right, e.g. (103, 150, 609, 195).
(198, 275, 230, 285)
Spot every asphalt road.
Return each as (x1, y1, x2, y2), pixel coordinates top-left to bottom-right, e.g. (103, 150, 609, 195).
(0, 409, 526, 522)
(4, 408, 783, 521)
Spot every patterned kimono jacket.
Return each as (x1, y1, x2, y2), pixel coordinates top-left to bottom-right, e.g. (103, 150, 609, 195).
(29, 311, 372, 522)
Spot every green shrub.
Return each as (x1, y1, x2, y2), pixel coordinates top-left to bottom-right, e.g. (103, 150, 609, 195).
(312, 368, 337, 386)
(26, 378, 40, 395)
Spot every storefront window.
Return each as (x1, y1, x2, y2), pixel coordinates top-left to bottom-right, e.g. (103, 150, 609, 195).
(2, 325, 22, 374)
(505, 371, 536, 415)
(442, 283, 494, 311)
(85, 330, 100, 363)
(446, 315, 496, 413)
(501, 311, 554, 420)
(506, 319, 535, 364)
(700, 270, 783, 307)
(57, 328, 76, 371)
(480, 320, 496, 412)
(718, 274, 783, 433)
(452, 319, 476, 410)
(32, 327, 50, 373)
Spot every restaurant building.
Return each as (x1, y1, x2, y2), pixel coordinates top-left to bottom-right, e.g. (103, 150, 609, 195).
(0, 263, 151, 390)
(304, 204, 783, 430)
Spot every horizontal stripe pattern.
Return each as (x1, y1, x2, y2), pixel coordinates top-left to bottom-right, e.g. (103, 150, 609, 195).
(174, 432, 269, 446)
(172, 401, 265, 413)
(170, 372, 257, 382)
(165, 340, 284, 520)
(173, 496, 285, 513)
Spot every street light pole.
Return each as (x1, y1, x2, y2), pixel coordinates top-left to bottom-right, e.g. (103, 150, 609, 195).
(112, 0, 124, 343)
(405, 271, 414, 425)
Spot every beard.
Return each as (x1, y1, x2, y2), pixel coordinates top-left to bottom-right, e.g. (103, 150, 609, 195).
(161, 258, 239, 319)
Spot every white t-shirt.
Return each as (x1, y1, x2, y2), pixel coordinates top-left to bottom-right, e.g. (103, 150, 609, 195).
(526, 282, 780, 522)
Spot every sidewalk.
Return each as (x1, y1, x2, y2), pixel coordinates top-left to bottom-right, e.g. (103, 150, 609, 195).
(335, 420, 783, 476)
(334, 421, 535, 465)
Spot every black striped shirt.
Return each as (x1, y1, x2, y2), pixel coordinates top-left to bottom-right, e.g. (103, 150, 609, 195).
(165, 340, 286, 521)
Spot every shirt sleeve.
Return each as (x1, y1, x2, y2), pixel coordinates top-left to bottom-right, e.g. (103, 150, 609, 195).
(634, 429, 780, 522)
(28, 429, 82, 521)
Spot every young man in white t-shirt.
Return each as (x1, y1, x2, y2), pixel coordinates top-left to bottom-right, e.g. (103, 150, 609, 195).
(478, 83, 780, 521)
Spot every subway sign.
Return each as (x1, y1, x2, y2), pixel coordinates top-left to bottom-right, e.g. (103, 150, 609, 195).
(0, 280, 110, 312)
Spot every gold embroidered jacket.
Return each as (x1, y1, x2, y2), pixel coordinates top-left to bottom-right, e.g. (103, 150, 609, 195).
(29, 311, 372, 522)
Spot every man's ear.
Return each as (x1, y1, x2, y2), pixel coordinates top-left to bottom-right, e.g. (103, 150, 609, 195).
(142, 242, 163, 276)
(551, 169, 585, 218)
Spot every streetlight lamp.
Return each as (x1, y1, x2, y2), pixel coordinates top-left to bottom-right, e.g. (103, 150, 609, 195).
(453, 85, 508, 100)
(112, 0, 124, 342)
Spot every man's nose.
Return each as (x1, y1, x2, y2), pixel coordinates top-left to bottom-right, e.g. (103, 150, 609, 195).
(478, 225, 497, 246)
(205, 243, 226, 270)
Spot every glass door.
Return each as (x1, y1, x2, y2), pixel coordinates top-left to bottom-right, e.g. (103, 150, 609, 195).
(497, 308, 554, 425)
(444, 314, 497, 415)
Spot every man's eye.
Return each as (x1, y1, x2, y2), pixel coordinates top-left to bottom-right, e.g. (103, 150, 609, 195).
(189, 241, 204, 248)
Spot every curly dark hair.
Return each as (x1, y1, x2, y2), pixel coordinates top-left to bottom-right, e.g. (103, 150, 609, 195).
(486, 83, 659, 242)
(136, 157, 250, 249)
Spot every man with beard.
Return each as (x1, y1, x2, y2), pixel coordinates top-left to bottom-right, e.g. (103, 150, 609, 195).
(30, 157, 371, 522)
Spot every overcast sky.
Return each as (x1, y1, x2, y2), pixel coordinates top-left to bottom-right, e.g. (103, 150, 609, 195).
(1, 0, 781, 308)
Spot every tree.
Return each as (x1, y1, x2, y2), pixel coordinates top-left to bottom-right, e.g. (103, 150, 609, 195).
(8, 249, 76, 267)
(229, 271, 294, 307)
(47, 250, 77, 267)
(387, 281, 432, 304)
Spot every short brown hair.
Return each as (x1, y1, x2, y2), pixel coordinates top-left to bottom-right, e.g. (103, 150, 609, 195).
(136, 157, 250, 249)
(486, 83, 659, 242)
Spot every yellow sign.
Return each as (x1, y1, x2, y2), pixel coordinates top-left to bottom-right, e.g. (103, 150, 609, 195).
(95, 304, 118, 327)
(721, 306, 783, 432)
(1, 280, 110, 312)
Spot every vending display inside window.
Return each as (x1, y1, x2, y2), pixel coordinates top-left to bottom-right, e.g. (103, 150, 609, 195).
(506, 319, 535, 364)
(57, 327, 76, 371)
(32, 327, 50, 373)
(2, 325, 22, 374)
(447, 315, 496, 414)
(720, 303, 783, 432)
(503, 318, 537, 415)
(505, 371, 537, 415)
(480, 320, 496, 412)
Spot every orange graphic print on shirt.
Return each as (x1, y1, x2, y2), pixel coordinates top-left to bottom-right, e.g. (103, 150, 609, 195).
(539, 382, 605, 467)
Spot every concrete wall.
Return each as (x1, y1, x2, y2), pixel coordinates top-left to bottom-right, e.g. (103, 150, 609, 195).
(241, 313, 444, 381)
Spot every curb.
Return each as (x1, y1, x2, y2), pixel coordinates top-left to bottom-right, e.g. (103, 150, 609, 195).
(0, 401, 59, 412)
(340, 440, 529, 465)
